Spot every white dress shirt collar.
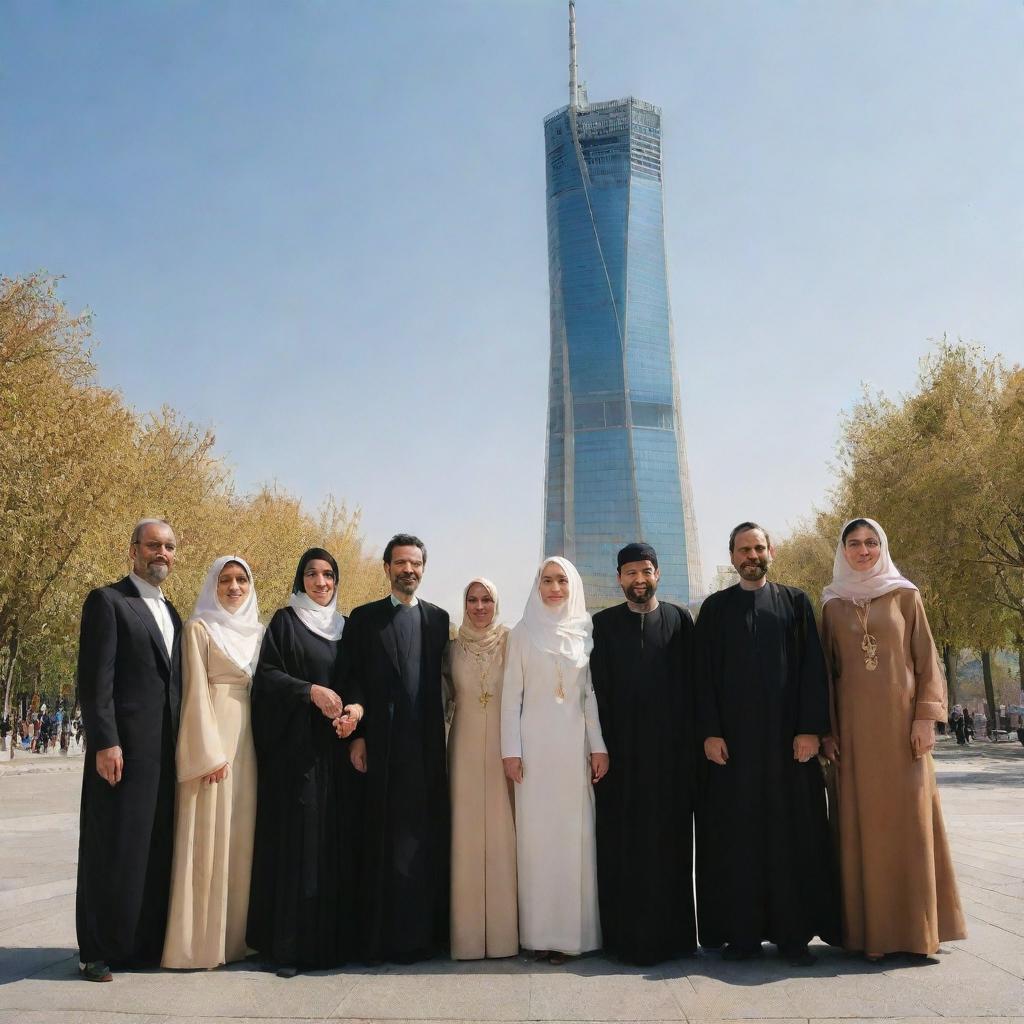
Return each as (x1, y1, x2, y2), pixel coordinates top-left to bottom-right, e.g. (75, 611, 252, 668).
(390, 593, 420, 608)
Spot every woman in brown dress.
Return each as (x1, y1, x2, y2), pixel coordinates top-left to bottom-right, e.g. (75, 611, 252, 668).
(821, 518, 966, 961)
(445, 578, 518, 959)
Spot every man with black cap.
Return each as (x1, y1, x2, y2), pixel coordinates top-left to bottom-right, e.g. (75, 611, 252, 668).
(590, 542, 697, 964)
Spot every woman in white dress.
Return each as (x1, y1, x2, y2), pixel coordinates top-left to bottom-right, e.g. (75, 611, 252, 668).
(500, 557, 609, 964)
(163, 556, 263, 969)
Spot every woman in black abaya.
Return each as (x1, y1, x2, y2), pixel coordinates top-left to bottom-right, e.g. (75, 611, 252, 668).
(246, 548, 362, 976)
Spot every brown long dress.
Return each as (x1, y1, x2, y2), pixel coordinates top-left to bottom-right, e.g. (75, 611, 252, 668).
(821, 589, 966, 955)
(446, 635, 519, 959)
(162, 620, 257, 968)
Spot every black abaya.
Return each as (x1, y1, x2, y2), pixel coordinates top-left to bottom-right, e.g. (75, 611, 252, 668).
(694, 582, 839, 951)
(247, 607, 356, 968)
(591, 601, 698, 965)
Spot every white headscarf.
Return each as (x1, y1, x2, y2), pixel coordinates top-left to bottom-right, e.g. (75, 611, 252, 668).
(191, 556, 264, 675)
(821, 518, 918, 606)
(457, 577, 507, 659)
(288, 591, 345, 641)
(515, 556, 593, 668)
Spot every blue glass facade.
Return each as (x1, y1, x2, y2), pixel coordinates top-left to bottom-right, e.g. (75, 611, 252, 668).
(543, 97, 702, 607)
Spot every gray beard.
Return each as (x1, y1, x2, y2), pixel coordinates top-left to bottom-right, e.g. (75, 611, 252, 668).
(143, 563, 169, 585)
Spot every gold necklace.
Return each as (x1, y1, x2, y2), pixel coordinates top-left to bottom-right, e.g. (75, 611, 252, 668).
(466, 648, 493, 709)
(555, 659, 566, 704)
(854, 600, 878, 671)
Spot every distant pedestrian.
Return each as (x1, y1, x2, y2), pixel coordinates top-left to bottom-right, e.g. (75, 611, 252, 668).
(963, 709, 974, 743)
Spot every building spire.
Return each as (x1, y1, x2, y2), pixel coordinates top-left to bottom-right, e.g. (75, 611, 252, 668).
(569, 0, 579, 109)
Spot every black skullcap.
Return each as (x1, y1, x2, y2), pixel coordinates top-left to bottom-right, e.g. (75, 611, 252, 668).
(292, 547, 340, 594)
(617, 542, 658, 570)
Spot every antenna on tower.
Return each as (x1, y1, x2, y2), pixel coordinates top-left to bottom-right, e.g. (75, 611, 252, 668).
(569, 0, 579, 109)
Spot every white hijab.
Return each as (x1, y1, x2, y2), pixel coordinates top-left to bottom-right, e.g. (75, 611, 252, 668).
(191, 556, 264, 675)
(821, 518, 918, 606)
(288, 590, 345, 641)
(515, 556, 593, 668)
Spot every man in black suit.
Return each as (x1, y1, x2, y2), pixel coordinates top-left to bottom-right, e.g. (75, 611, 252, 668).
(76, 518, 182, 981)
(342, 533, 450, 963)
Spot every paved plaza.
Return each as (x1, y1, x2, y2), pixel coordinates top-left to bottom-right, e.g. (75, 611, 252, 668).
(1, 739, 1022, 1024)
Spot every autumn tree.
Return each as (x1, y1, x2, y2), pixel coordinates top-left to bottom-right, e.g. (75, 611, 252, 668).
(0, 274, 386, 720)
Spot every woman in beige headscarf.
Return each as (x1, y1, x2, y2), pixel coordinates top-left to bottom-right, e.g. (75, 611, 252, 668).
(445, 578, 518, 959)
(163, 556, 263, 969)
(821, 519, 966, 961)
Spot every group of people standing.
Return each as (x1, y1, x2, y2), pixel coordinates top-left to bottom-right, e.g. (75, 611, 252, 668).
(74, 515, 965, 984)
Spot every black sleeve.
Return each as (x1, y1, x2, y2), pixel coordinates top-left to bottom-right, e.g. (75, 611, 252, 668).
(77, 588, 120, 752)
(253, 612, 312, 706)
(589, 613, 613, 752)
(338, 607, 370, 737)
(336, 611, 364, 708)
(693, 598, 722, 740)
(796, 592, 831, 736)
(251, 611, 311, 756)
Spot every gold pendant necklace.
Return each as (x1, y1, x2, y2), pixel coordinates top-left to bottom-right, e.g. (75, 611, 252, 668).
(555, 659, 566, 704)
(854, 600, 878, 671)
(469, 650, 493, 709)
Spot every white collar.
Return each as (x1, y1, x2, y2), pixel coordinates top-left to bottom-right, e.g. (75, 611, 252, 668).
(390, 593, 419, 608)
(130, 572, 165, 601)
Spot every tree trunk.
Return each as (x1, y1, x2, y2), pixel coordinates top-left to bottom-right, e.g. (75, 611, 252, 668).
(981, 649, 999, 737)
(2, 632, 19, 723)
(942, 644, 959, 708)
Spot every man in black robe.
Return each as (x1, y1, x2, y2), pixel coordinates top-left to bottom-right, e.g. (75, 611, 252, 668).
(76, 518, 182, 981)
(694, 522, 838, 966)
(591, 542, 697, 965)
(342, 533, 450, 963)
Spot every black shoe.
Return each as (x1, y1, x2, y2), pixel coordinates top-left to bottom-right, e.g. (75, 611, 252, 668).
(79, 961, 112, 982)
(722, 943, 762, 961)
(780, 945, 817, 967)
(275, 965, 299, 978)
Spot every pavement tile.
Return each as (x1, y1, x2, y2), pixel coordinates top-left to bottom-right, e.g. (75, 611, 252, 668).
(2, 738, 1022, 1023)
(333, 970, 530, 1020)
(528, 969, 683, 1021)
(6, 1013, 164, 1024)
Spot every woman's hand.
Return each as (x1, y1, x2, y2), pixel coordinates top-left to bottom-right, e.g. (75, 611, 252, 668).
(333, 703, 363, 739)
(822, 735, 840, 763)
(793, 734, 820, 763)
(350, 737, 368, 773)
(201, 764, 229, 785)
(503, 756, 524, 784)
(310, 684, 343, 720)
(911, 719, 935, 759)
(590, 752, 609, 783)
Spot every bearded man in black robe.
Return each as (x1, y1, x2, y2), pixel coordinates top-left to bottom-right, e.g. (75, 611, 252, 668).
(76, 519, 182, 981)
(342, 534, 450, 963)
(694, 522, 838, 966)
(592, 543, 697, 965)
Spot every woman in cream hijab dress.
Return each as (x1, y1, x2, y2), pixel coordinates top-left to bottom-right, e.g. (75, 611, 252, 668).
(821, 519, 965, 961)
(446, 578, 518, 959)
(163, 556, 263, 969)
(501, 557, 608, 964)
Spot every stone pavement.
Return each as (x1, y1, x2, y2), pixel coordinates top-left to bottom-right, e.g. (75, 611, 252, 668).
(1, 739, 1022, 1024)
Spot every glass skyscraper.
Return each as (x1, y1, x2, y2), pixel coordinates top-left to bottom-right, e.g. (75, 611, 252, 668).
(542, 2, 702, 607)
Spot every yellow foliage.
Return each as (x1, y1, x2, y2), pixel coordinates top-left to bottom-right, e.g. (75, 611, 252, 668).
(0, 274, 387, 717)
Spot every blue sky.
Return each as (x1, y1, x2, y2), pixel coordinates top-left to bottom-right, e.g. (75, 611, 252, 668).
(4, 0, 1023, 620)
